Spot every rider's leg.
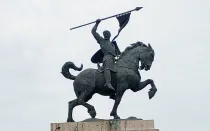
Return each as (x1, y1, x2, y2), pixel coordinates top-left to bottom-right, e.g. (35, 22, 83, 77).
(104, 69, 115, 90)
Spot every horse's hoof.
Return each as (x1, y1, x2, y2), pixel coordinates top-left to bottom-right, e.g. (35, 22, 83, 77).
(110, 111, 115, 116)
(114, 115, 120, 119)
(110, 111, 120, 119)
(148, 89, 157, 99)
(89, 110, 96, 118)
(67, 118, 75, 122)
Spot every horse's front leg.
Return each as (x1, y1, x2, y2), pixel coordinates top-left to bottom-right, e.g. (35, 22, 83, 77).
(132, 79, 157, 99)
(110, 83, 126, 119)
(148, 79, 157, 99)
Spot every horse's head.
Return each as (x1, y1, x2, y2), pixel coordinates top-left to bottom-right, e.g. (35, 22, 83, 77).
(117, 41, 155, 72)
(137, 42, 155, 71)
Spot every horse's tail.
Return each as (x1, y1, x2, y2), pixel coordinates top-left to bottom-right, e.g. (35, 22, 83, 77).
(61, 61, 83, 80)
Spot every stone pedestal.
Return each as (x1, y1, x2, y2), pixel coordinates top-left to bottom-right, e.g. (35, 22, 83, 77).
(51, 119, 159, 131)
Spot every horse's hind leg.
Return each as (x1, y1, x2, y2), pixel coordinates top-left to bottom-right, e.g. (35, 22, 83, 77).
(67, 92, 87, 122)
(67, 99, 77, 122)
(67, 89, 96, 122)
(83, 103, 96, 118)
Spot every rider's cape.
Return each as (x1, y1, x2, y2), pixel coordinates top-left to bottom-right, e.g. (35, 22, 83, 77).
(91, 41, 121, 63)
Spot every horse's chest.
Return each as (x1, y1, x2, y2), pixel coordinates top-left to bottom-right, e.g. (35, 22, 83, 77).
(117, 68, 140, 87)
(128, 72, 140, 87)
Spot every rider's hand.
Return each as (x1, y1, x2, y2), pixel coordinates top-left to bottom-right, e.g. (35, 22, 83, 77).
(96, 19, 101, 24)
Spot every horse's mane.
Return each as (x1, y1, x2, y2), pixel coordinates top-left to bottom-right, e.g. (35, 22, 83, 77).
(118, 41, 148, 60)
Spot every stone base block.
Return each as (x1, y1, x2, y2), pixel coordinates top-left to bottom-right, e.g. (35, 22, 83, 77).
(51, 119, 159, 131)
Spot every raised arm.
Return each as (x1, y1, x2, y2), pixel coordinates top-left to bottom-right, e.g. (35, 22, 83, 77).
(91, 19, 103, 43)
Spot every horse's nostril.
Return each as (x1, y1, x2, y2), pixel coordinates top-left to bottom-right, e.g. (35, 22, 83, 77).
(145, 65, 150, 70)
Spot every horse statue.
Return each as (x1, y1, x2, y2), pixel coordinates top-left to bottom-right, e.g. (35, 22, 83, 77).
(61, 41, 157, 122)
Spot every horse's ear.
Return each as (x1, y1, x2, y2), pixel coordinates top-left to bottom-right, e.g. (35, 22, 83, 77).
(148, 43, 153, 49)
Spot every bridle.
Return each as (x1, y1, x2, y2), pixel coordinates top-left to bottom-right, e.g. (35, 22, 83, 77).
(117, 48, 153, 73)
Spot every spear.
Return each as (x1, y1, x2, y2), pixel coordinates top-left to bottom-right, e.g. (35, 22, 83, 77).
(70, 7, 143, 30)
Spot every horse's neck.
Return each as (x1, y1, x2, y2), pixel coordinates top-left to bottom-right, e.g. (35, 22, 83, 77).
(117, 49, 140, 72)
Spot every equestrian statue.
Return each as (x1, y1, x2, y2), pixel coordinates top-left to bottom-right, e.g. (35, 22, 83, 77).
(61, 7, 157, 122)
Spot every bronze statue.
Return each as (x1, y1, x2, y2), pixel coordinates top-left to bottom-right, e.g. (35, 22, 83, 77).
(61, 7, 157, 122)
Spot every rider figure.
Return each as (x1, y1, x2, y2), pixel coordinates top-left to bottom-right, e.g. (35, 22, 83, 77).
(91, 19, 116, 91)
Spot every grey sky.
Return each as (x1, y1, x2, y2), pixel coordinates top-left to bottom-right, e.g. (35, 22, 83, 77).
(0, 0, 210, 131)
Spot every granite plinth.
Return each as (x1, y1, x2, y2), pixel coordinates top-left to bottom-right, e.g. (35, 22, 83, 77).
(51, 119, 159, 131)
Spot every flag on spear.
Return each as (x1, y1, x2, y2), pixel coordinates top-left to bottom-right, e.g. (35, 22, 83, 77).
(112, 12, 131, 42)
(70, 7, 142, 30)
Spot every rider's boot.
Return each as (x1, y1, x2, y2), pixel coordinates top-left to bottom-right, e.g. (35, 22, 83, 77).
(104, 70, 115, 91)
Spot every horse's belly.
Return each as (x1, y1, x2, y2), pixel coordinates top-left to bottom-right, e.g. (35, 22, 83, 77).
(95, 72, 115, 96)
(96, 88, 115, 96)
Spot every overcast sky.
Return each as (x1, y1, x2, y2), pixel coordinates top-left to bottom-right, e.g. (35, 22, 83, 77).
(1, 0, 210, 131)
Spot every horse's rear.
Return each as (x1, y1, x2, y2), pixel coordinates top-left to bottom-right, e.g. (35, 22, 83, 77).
(73, 68, 115, 100)
(73, 68, 96, 101)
